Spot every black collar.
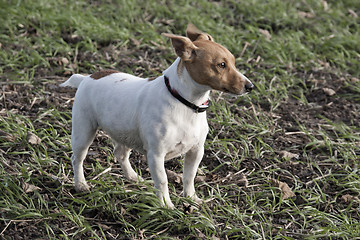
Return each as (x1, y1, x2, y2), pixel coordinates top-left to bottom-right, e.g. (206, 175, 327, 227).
(164, 76, 210, 113)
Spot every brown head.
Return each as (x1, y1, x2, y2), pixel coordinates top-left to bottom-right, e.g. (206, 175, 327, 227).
(162, 24, 254, 95)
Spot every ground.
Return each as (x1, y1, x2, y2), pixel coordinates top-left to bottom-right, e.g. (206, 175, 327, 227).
(1, 0, 359, 239)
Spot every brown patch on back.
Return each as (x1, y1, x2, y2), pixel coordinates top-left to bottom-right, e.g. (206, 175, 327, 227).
(90, 70, 120, 80)
(148, 76, 158, 81)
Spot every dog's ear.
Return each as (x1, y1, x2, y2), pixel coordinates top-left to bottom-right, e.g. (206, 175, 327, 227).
(162, 33, 198, 62)
(186, 23, 214, 42)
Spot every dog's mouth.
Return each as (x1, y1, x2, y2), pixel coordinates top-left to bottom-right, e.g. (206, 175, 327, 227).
(222, 87, 235, 94)
(221, 87, 252, 98)
(222, 87, 242, 95)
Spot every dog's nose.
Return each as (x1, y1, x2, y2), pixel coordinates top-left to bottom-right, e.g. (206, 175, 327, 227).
(245, 82, 254, 92)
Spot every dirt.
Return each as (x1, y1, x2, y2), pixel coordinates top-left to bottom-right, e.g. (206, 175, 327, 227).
(1, 46, 360, 239)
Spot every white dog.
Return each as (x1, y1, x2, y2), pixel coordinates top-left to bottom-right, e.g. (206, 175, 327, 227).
(61, 24, 253, 209)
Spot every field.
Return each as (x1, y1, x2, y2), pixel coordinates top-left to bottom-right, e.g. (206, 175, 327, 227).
(1, 0, 360, 239)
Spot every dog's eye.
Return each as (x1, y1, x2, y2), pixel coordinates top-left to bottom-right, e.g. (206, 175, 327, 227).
(218, 62, 226, 69)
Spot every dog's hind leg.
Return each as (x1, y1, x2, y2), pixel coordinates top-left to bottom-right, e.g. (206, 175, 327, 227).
(114, 143, 143, 182)
(71, 118, 97, 192)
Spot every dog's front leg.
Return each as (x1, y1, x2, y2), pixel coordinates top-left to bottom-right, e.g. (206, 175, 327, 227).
(183, 145, 204, 204)
(147, 151, 174, 209)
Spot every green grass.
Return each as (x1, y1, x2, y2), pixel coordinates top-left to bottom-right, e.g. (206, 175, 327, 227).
(1, 0, 360, 239)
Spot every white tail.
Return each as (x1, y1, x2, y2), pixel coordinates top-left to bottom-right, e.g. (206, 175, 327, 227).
(60, 74, 87, 88)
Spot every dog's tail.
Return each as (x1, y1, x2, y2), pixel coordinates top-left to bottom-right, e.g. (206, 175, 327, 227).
(60, 74, 87, 88)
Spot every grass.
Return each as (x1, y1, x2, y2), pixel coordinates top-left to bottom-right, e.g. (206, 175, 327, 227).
(1, 0, 360, 239)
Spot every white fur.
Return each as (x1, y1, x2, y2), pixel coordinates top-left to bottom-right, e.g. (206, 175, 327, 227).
(62, 58, 210, 208)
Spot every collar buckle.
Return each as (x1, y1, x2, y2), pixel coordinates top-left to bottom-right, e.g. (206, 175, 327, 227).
(196, 105, 209, 113)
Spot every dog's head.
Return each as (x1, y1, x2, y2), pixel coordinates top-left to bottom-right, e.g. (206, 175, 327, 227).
(163, 24, 253, 95)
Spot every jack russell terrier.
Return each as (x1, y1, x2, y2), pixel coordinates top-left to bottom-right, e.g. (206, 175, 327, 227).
(61, 24, 253, 209)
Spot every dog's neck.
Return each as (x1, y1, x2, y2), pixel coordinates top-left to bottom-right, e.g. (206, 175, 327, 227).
(162, 58, 211, 106)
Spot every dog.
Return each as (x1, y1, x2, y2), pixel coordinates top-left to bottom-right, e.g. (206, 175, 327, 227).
(60, 24, 253, 209)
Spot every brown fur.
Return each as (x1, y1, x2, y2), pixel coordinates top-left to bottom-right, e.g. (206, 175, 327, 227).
(148, 76, 157, 81)
(184, 40, 246, 94)
(163, 24, 250, 95)
(90, 70, 120, 80)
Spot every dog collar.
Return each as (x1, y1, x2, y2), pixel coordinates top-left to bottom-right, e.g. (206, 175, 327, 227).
(164, 76, 210, 113)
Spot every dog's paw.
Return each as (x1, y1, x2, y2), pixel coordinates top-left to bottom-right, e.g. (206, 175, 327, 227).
(194, 196, 203, 205)
(188, 194, 203, 205)
(75, 182, 90, 192)
(162, 200, 175, 210)
(125, 172, 144, 183)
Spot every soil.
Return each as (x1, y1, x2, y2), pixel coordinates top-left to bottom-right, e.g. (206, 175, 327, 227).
(1, 46, 359, 239)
